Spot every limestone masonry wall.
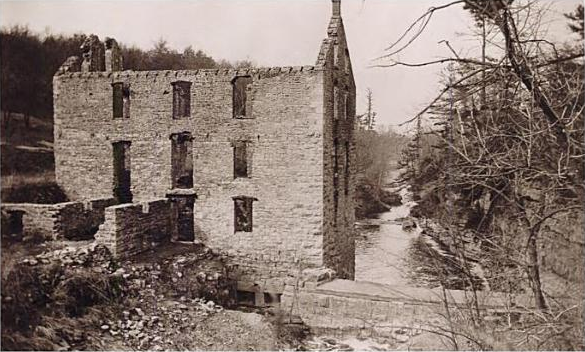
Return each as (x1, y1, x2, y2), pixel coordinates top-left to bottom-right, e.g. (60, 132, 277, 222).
(53, 0, 358, 293)
(95, 199, 171, 258)
(193, 70, 326, 293)
(54, 68, 327, 292)
(320, 13, 356, 280)
(54, 68, 323, 202)
(0, 198, 115, 240)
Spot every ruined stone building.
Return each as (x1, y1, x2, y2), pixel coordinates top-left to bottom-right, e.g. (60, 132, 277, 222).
(50, 0, 356, 296)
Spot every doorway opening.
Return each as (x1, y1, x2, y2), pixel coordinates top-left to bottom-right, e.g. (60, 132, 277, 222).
(112, 141, 132, 203)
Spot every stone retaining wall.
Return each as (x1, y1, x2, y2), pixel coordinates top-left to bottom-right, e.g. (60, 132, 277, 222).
(95, 199, 171, 258)
(1, 198, 115, 240)
(282, 279, 533, 338)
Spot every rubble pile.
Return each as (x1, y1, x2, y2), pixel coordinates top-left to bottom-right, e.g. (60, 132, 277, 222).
(23, 241, 115, 271)
(98, 297, 223, 350)
(119, 245, 236, 307)
(3, 240, 241, 350)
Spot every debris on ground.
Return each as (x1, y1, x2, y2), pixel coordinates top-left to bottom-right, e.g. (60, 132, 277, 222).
(1, 239, 284, 351)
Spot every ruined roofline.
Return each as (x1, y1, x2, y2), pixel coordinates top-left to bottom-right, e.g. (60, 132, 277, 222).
(315, 18, 343, 66)
(315, 3, 343, 66)
(54, 65, 321, 79)
(316, 38, 334, 67)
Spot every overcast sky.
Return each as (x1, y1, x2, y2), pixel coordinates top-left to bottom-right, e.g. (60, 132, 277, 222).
(1, 0, 580, 131)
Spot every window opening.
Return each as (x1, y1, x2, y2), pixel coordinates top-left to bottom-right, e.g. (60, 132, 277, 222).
(172, 81, 191, 118)
(233, 141, 248, 178)
(171, 132, 193, 188)
(233, 196, 256, 232)
(232, 76, 252, 118)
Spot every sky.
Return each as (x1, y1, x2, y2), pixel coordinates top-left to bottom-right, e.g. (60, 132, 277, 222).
(1, 0, 581, 132)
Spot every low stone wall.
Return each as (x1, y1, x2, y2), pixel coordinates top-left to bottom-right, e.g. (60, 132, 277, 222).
(1, 198, 115, 240)
(282, 279, 533, 338)
(95, 199, 171, 258)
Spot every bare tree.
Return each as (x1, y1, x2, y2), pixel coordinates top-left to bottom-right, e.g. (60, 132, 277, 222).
(388, 1, 584, 349)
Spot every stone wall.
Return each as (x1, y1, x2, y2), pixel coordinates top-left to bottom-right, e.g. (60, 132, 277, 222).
(193, 68, 326, 293)
(53, 1, 359, 292)
(319, 13, 356, 280)
(282, 279, 533, 338)
(0, 198, 115, 240)
(95, 199, 171, 258)
(54, 67, 329, 292)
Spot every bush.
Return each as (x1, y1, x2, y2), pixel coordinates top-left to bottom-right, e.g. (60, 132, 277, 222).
(1, 182, 68, 204)
(1, 259, 127, 350)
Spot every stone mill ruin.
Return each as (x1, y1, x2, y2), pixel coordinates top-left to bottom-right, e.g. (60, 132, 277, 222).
(3, 0, 357, 303)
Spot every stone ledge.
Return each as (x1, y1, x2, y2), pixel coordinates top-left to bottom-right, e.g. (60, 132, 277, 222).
(312, 279, 535, 310)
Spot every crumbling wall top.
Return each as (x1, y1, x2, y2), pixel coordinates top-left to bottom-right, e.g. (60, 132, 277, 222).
(80, 34, 105, 72)
(54, 65, 321, 79)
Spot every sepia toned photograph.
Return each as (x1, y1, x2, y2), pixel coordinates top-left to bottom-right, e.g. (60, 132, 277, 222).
(0, 0, 583, 350)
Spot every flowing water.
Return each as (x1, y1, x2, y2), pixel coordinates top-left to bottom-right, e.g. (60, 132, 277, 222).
(304, 168, 429, 351)
(305, 167, 484, 350)
(354, 168, 421, 286)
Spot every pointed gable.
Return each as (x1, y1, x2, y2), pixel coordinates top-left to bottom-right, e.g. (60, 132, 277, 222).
(316, 0, 355, 89)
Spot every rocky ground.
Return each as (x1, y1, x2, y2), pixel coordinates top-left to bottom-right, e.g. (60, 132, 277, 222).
(0, 238, 304, 351)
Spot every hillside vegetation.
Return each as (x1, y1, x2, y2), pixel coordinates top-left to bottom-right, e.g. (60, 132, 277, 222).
(396, 3, 584, 350)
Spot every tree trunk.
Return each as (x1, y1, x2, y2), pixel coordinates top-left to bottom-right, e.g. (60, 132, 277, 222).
(518, 207, 549, 311)
(497, 7, 568, 150)
(526, 228, 548, 311)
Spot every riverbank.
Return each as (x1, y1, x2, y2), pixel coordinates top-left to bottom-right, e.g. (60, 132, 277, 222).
(354, 176, 402, 220)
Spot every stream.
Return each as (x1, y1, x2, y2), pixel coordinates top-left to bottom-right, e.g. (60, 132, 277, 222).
(304, 166, 485, 350)
(354, 168, 421, 286)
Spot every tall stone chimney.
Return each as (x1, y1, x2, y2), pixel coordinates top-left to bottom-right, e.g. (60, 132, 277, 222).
(80, 35, 105, 72)
(332, 0, 341, 17)
(104, 37, 123, 72)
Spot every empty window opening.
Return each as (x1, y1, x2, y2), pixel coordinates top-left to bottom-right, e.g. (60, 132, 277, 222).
(333, 43, 339, 67)
(6, 210, 24, 236)
(345, 141, 350, 195)
(263, 293, 282, 306)
(236, 290, 256, 306)
(112, 141, 132, 203)
(233, 196, 256, 232)
(112, 82, 130, 119)
(232, 76, 252, 118)
(172, 81, 191, 118)
(171, 132, 193, 188)
(334, 189, 339, 222)
(233, 141, 248, 178)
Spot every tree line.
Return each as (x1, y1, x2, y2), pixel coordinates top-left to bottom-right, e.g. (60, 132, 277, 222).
(354, 89, 409, 218)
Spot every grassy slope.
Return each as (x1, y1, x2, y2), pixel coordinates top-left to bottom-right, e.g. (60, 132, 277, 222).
(0, 112, 67, 203)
